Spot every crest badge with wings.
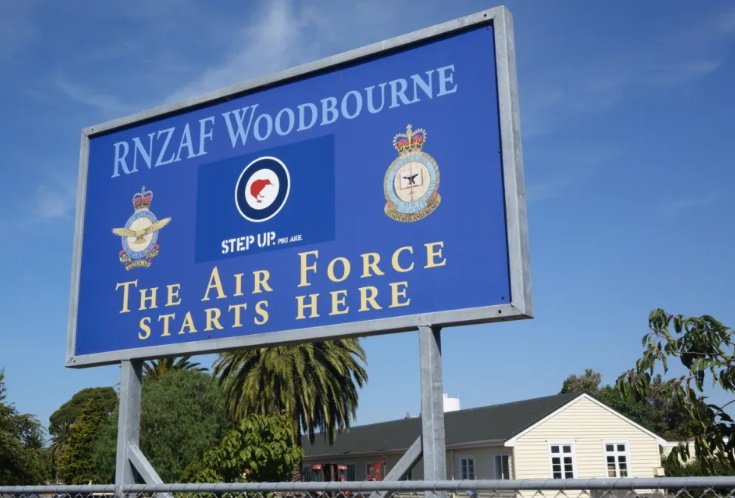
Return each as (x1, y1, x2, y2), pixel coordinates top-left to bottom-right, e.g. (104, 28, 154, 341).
(112, 187, 172, 270)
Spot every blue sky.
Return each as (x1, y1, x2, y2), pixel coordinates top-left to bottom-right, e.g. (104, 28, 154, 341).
(1, 0, 734, 436)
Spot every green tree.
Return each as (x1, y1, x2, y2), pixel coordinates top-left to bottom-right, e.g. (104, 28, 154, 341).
(183, 413, 303, 483)
(618, 309, 735, 472)
(560, 368, 602, 394)
(57, 392, 113, 484)
(0, 371, 49, 485)
(214, 339, 368, 479)
(95, 369, 229, 483)
(143, 356, 207, 382)
(48, 387, 117, 478)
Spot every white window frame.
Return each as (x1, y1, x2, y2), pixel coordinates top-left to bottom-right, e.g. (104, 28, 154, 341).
(494, 454, 512, 479)
(457, 454, 477, 480)
(603, 440, 632, 478)
(548, 440, 577, 479)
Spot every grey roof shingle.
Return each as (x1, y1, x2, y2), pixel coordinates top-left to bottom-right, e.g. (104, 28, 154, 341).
(304, 392, 584, 458)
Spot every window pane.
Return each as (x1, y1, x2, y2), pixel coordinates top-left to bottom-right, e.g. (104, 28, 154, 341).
(502, 456, 510, 479)
(460, 458, 475, 479)
(603, 442, 630, 478)
(551, 445, 574, 479)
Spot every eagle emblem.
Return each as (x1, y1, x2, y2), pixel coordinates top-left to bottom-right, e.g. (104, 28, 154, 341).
(112, 186, 171, 270)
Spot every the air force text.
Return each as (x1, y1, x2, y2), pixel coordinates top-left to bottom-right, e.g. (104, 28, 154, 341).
(114, 241, 447, 340)
(110, 65, 458, 178)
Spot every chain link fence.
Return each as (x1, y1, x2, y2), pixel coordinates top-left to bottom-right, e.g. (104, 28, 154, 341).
(3, 478, 735, 498)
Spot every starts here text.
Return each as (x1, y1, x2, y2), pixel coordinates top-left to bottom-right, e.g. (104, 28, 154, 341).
(114, 241, 447, 341)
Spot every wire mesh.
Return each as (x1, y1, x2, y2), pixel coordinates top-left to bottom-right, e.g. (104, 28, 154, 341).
(4, 479, 735, 498)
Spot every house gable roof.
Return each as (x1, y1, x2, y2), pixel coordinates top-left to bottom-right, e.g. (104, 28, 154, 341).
(504, 392, 668, 446)
(304, 392, 585, 458)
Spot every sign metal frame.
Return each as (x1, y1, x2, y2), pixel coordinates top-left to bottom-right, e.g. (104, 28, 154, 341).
(66, 6, 531, 368)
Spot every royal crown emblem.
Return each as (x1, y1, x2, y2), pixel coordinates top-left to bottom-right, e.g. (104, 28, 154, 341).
(132, 187, 154, 210)
(111, 186, 171, 270)
(384, 124, 441, 222)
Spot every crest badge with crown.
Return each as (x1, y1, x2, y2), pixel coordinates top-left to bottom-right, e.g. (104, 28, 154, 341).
(384, 124, 441, 222)
(111, 187, 172, 270)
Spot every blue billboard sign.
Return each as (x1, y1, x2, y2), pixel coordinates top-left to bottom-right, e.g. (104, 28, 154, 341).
(67, 7, 531, 367)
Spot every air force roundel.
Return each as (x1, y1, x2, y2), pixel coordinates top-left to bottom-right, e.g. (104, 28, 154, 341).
(235, 156, 291, 222)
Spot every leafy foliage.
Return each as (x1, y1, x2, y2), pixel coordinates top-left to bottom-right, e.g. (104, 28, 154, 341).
(143, 356, 207, 382)
(664, 454, 735, 477)
(183, 413, 303, 483)
(57, 392, 114, 484)
(214, 339, 368, 446)
(214, 340, 367, 481)
(95, 369, 229, 483)
(49, 387, 117, 440)
(48, 387, 116, 478)
(560, 368, 601, 394)
(617, 309, 735, 472)
(0, 371, 49, 485)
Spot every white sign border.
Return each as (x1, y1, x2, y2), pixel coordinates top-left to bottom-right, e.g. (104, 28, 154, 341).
(66, 6, 532, 368)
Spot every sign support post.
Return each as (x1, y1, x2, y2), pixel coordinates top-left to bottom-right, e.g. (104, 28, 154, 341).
(115, 360, 167, 497)
(115, 360, 142, 494)
(419, 325, 446, 495)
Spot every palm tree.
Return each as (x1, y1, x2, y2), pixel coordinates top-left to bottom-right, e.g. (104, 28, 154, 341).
(143, 356, 207, 381)
(213, 339, 368, 471)
(47, 421, 71, 481)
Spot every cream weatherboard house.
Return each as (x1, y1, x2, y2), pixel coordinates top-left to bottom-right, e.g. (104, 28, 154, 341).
(302, 392, 667, 481)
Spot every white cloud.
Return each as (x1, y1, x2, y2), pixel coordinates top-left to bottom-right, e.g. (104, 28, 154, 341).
(166, 0, 319, 104)
(0, 1, 38, 61)
(643, 58, 722, 86)
(526, 178, 573, 203)
(163, 0, 431, 105)
(717, 4, 735, 36)
(525, 144, 618, 204)
(33, 175, 77, 222)
(521, 88, 564, 137)
(522, 3, 731, 134)
(55, 78, 137, 119)
(660, 193, 718, 214)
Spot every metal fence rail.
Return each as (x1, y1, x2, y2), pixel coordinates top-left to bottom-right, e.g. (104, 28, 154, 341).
(4, 478, 735, 498)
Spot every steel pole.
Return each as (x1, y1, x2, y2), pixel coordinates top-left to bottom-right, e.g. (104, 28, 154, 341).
(419, 325, 446, 498)
(115, 360, 143, 496)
